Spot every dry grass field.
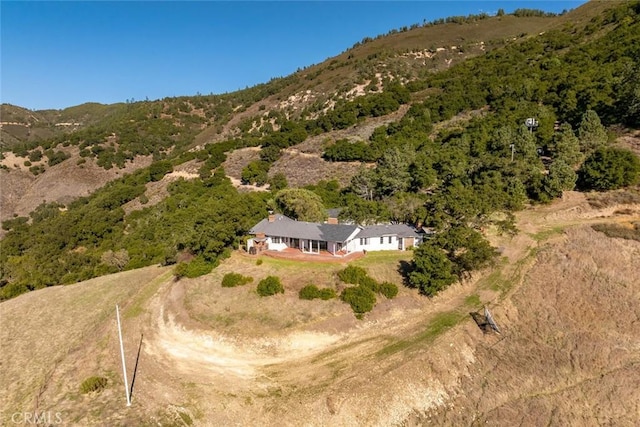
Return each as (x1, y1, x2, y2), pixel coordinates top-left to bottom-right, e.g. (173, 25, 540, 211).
(1, 190, 639, 426)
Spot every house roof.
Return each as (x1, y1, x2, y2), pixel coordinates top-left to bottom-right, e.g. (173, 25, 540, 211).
(355, 223, 422, 239)
(250, 214, 360, 242)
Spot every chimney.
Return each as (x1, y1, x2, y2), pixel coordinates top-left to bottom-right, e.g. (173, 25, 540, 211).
(327, 217, 338, 225)
(268, 210, 275, 223)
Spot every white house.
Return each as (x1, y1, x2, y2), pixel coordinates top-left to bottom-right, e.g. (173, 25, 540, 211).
(247, 213, 423, 256)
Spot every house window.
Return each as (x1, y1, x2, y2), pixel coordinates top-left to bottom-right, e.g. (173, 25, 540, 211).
(388, 236, 393, 244)
(359, 238, 368, 246)
(272, 236, 281, 244)
(380, 237, 384, 244)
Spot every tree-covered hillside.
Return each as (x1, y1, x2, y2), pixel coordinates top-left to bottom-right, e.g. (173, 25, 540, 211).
(1, 1, 639, 300)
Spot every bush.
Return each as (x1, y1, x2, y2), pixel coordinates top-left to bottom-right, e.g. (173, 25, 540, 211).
(299, 284, 336, 300)
(337, 265, 369, 285)
(299, 284, 320, 300)
(149, 160, 173, 182)
(256, 258, 263, 266)
(257, 276, 284, 296)
(341, 285, 376, 315)
(221, 272, 253, 288)
(173, 257, 214, 279)
(80, 376, 108, 394)
(318, 288, 337, 300)
(378, 282, 399, 299)
(359, 276, 380, 293)
(577, 148, 640, 191)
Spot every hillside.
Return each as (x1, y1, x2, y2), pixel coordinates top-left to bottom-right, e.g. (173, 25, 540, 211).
(0, 1, 627, 224)
(1, 191, 638, 425)
(2, 0, 640, 298)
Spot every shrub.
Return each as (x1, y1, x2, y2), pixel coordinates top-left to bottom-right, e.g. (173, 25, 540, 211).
(173, 257, 214, 279)
(341, 285, 376, 315)
(149, 159, 173, 182)
(257, 276, 284, 296)
(359, 276, 380, 293)
(592, 223, 640, 242)
(256, 258, 263, 266)
(337, 265, 369, 285)
(221, 272, 253, 288)
(299, 284, 321, 300)
(577, 147, 640, 191)
(318, 288, 337, 300)
(80, 376, 108, 394)
(378, 282, 399, 299)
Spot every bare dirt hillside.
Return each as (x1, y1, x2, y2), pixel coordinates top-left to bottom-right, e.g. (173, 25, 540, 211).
(1, 191, 639, 426)
(0, 151, 152, 232)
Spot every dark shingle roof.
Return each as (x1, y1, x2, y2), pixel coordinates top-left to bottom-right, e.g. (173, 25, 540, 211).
(250, 215, 359, 242)
(355, 224, 421, 239)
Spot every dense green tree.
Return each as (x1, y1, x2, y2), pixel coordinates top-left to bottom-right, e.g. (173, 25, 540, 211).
(149, 160, 173, 182)
(577, 147, 640, 190)
(384, 192, 426, 225)
(349, 167, 377, 200)
(434, 225, 498, 277)
(375, 146, 414, 196)
(550, 123, 583, 167)
(259, 145, 282, 163)
(323, 140, 374, 162)
(409, 243, 456, 296)
(409, 152, 437, 191)
(274, 188, 327, 222)
(617, 61, 640, 127)
(340, 197, 387, 225)
(544, 159, 577, 197)
(268, 173, 288, 192)
(241, 160, 269, 186)
(305, 180, 343, 207)
(577, 110, 608, 155)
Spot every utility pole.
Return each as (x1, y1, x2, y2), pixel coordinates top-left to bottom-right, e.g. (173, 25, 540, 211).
(116, 304, 131, 407)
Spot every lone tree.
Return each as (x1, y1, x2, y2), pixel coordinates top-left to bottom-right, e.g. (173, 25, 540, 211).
(101, 249, 130, 271)
(409, 243, 456, 296)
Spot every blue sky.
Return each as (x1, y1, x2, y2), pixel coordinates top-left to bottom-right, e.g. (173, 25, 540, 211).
(1, 1, 586, 111)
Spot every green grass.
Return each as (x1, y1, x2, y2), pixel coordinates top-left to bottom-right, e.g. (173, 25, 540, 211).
(124, 269, 173, 318)
(464, 293, 482, 309)
(257, 257, 340, 272)
(352, 250, 412, 268)
(530, 226, 565, 242)
(376, 310, 466, 358)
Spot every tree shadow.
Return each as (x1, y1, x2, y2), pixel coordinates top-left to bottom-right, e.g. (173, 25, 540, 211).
(129, 333, 143, 400)
(469, 311, 491, 333)
(397, 260, 413, 288)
